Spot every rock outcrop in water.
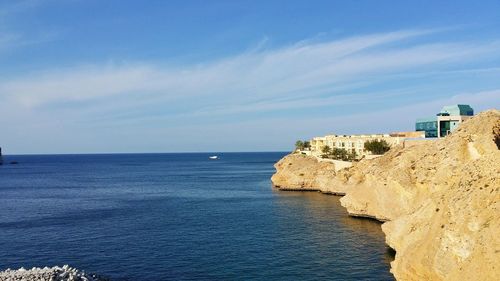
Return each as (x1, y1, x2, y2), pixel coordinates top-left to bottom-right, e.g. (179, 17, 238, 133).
(0, 265, 106, 281)
(271, 154, 349, 195)
(271, 110, 500, 281)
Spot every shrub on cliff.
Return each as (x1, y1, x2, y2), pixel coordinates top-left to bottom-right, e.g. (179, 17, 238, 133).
(295, 140, 311, 151)
(364, 140, 390, 155)
(295, 140, 304, 151)
(303, 141, 311, 149)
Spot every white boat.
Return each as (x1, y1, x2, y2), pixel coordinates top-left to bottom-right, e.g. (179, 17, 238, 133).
(209, 156, 218, 160)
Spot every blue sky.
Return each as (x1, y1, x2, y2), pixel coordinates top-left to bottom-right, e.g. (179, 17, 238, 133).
(1, 0, 500, 154)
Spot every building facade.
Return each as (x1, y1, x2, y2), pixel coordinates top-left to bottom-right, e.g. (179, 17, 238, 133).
(415, 117, 438, 138)
(416, 104, 474, 138)
(310, 134, 405, 158)
(303, 104, 473, 160)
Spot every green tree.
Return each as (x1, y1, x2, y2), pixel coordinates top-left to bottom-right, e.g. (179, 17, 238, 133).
(331, 148, 348, 160)
(347, 150, 358, 161)
(295, 140, 304, 151)
(303, 141, 311, 149)
(321, 145, 331, 158)
(364, 140, 391, 155)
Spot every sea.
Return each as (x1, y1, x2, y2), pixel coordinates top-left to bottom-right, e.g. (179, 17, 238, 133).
(0, 152, 394, 281)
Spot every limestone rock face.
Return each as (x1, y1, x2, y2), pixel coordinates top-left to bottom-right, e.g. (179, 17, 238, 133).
(271, 110, 500, 280)
(339, 110, 500, 280)
(271, 153, 348, 194)
(337, 143, 440, 221)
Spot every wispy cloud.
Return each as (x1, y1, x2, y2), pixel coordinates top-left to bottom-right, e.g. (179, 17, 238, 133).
(1, 28, 499, 114)
(0, 0, 59, 56)
(1, 28, 499, 153)
(274, 88, 500, 139)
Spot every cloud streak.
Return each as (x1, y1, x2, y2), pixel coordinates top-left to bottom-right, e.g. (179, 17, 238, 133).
(1, 28, 500, 153)
(2, 29, 499, 112)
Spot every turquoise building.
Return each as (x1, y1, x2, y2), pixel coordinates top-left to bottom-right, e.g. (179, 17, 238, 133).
(416, 104, 474, 138)
(415, 117, 438, 138)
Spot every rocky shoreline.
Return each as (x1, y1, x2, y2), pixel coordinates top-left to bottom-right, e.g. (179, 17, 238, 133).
(0, 265, 107, 281)
(272, 110, 500, 280)
(271, 153, 349, 195)
(1, 111, 497, 281)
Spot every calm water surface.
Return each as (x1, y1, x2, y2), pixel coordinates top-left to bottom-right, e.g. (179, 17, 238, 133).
(0, 153, 394, 280)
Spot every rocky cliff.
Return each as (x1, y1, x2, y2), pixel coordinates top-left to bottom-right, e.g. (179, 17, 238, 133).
(271, 110, 500, 280)
(271, 153, 349, 195)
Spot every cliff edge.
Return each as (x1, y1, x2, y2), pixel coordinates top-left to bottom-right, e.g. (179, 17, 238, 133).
(339, 110, 500, 280)
(271, 109, 500, 280)
(271, 153, 350, 195)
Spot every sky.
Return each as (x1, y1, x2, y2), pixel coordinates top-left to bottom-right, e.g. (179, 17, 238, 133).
(0, 0, 500, 154)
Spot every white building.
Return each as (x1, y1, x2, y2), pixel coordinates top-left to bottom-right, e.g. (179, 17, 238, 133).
(310, 134, 406, 158)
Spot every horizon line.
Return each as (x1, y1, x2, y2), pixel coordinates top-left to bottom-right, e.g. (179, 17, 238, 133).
(1, 150, 292, 156)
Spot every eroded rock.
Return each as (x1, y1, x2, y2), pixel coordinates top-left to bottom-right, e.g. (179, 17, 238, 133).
(271, 153, 349, 195)
(271, 109, 500, 280)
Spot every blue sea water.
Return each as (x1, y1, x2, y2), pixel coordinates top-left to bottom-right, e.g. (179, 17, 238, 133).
(0, 153, 394, 281)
